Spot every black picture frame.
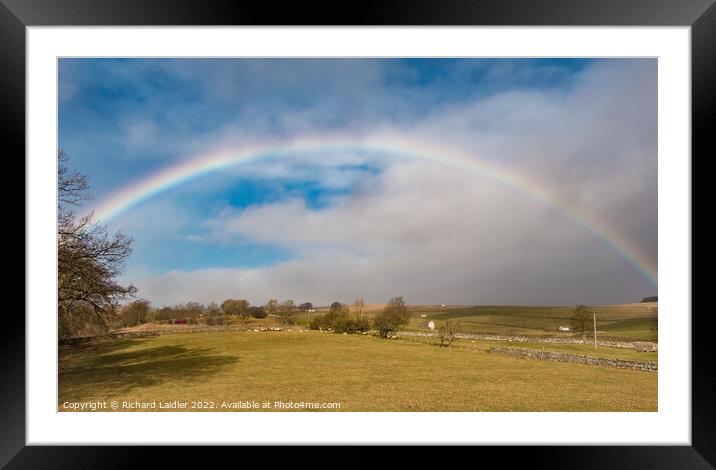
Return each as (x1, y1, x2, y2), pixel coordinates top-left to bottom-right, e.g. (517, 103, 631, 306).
(6, 0, 712, 467)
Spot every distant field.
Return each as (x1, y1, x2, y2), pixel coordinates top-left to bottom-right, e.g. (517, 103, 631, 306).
(400, 335, 658, 362)
(124, 302, 658, 342)
(402, 303, 658, 341)
(59, 330, 657, 412)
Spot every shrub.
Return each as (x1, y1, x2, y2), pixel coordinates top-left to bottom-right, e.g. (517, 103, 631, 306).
(373, 296, 410, 338)
(333, 316, 368, 334)
(308, 307, 370, 334)
(356, 316, 371, 332)
(373, 313, 401, 338)
(437, 321, 460, 347)
(278, 313, 296, 325)
(309, 315, 328, 330)
(248, 306, 266, 318)
(333, 317, 351, 333)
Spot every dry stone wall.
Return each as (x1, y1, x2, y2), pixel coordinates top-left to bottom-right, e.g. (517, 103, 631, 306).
(59, 324, 277, 345)
(488, 346, 657, 372)
(398, 331, 657, 351)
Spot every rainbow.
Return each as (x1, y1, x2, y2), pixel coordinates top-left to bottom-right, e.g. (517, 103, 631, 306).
(89, 133, 658, 288)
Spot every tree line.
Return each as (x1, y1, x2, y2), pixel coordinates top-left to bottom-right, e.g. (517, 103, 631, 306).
(308, 297, 411, 338)
(117, 296, 414, 340)
(117, 298, 311, 328)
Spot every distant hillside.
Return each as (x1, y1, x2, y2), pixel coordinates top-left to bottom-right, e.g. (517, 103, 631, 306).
(405, 303, 658, 341)
(641, 296, 658, 303)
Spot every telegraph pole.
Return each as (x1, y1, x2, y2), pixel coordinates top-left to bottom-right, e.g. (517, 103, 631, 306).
(593, 311, 597, 352)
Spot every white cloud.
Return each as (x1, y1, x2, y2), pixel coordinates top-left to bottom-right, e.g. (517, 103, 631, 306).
(117, 59, 657, 306)
(133, 160, 653, 307)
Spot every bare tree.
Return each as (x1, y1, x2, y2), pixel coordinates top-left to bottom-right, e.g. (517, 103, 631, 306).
(184, 301, 205, 324)
(385, 296, 409, 323)
(236, 299, 251, 323)
(437, 321, 460, 347)
(206, 302, 221, 316)
(277, 299, 296, 325)
(265, 299, 279, 316)
(120, 299, 151, 327)
(650, 306, 658, 341)
(352, 298, 365, 319)
(58, 149, 90, 206)
(221, 299, 250, 322)
(570, 304, 591, 341)
(58, 150, 136, 337)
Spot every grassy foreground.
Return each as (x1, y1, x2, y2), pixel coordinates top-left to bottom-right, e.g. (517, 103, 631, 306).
(59, 330, 657, 412)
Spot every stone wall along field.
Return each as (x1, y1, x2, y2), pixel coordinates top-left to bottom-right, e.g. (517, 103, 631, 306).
(488, 346, 657, 372)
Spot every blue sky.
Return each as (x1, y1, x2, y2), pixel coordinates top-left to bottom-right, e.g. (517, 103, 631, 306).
(59, 58, 592, 196)
(59, 58, 657, 306)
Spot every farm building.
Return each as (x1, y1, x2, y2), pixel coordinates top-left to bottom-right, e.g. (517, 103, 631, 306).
(558, 326, 570, 332)
(427, 320, 436, 330)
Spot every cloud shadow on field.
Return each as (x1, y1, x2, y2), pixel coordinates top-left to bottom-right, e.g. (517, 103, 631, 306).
(59, 339, 239, 396)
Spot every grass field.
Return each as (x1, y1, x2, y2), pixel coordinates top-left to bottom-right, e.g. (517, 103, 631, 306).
(402, 303, 658, 341)
(297, 303, 658, 341)
(399, 334, 658, 362)
(59, 330, 657, 412)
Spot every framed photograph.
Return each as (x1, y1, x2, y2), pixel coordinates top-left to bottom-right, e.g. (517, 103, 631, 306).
(9, 0, 712, 466)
